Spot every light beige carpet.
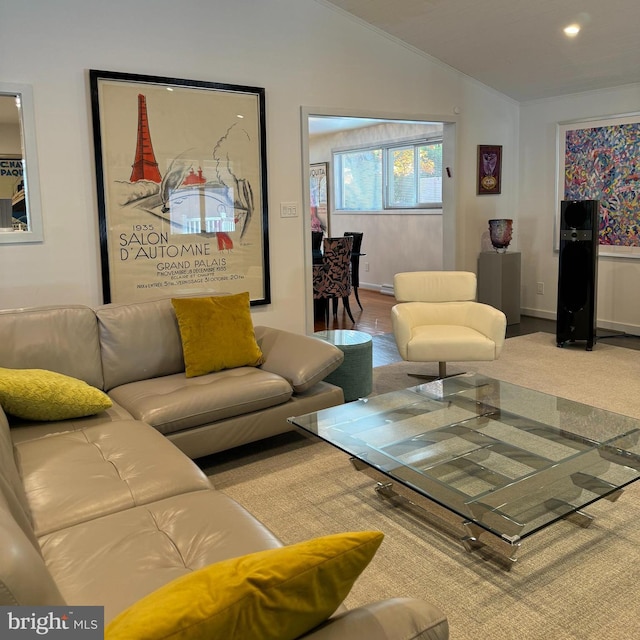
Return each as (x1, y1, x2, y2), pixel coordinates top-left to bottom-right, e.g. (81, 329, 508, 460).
(202, 333, 640, 640)
(373, 331, 640, 417)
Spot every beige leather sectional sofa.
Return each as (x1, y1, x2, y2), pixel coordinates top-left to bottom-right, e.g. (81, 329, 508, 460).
(0, 296, 449, 639)
(0, 296, 346, 456)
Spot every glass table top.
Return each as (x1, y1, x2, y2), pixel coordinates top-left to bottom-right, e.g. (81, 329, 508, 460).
(288, 374, 640, 542)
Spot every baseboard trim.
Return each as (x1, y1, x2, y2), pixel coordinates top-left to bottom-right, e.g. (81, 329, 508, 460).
(520, 307, 555, 321)
(596, 320, 640, 337)
(521, 307, 640, 337)
(358, 282, 395, 296)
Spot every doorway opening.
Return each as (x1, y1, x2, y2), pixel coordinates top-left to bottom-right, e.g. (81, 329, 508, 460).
(302, 108, 457, 333)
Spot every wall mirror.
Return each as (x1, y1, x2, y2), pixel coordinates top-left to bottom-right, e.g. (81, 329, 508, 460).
(0, 82, 43, 243)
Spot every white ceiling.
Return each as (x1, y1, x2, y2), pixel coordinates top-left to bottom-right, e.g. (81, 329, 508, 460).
(309, 116, 389, 135)
(309, 115, 439, 135)
(322, 0, 640, 102)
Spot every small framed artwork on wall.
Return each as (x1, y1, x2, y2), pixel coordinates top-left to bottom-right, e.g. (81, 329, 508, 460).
(477, 145, 502, 195)
(310, 162, 329, 236)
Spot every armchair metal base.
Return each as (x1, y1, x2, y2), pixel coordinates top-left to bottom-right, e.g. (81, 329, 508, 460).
(406, 362, 458, 381)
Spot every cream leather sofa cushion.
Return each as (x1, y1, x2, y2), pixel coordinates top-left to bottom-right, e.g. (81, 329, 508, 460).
(39, 490, 281, 623)
(0, 406, 65, 607)
(108, 368, 293, 435)
(255, 326, 344, 393)
(0, 406, 31, 523)
(0, 490, 66, 607)
(15, 420, 212, 536)
(302, 598, 449, 640)
(0, 305, 104, 389)
(97, 297, 186, 391)
(9, 401, 135, 445)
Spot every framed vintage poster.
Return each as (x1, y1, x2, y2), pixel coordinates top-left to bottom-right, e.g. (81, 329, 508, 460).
(477, 145, 502, 195)
(89, 70, 270, 304)
(556, 112, 640, 258)
(310, 162, 329, 235)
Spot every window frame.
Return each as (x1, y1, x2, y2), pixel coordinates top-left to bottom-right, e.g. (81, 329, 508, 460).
(333, 136, 443, 212)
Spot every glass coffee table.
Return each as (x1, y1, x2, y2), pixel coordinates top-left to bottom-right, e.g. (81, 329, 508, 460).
(288, 374, 640, 568)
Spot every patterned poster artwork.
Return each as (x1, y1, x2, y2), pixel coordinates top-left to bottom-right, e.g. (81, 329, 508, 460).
(564, 121, 640, 247)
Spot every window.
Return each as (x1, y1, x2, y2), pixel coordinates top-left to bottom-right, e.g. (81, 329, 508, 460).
(334, 148, 383, 211)
(334, 139, 442, 211)
(388, 142, 442, 208)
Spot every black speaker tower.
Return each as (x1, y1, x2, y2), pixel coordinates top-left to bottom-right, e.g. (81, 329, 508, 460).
(556, 200, 599, 350)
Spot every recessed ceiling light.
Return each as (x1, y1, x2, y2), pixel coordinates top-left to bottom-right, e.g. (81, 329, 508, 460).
(564, 24, 580, 37)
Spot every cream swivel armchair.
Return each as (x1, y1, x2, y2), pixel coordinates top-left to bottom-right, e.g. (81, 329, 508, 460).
(392, 271, 507, 379)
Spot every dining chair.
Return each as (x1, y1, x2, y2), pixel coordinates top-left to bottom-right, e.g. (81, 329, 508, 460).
(311, 230, 324, 265)
(344, 231, 365, 310)
(312, 263, 328, 324)
(313, 236, 355, 326)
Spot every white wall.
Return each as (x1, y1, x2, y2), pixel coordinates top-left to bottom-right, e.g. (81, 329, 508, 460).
(519, 83, 640, 333)
(0, 0, 519, 333)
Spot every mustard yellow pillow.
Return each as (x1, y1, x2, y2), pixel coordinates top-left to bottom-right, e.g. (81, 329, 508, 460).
(171, 292, 264, 378)
(0, 367, 112, 421)
(105, 530, 384, 640)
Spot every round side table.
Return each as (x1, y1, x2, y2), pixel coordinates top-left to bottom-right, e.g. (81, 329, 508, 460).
(314, 329, 373, 402)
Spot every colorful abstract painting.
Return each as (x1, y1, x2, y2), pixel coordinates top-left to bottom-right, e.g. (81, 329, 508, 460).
(561, 115, 640, 255)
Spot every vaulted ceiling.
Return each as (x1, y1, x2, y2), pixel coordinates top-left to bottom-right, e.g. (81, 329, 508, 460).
(322, 0, 640, 102)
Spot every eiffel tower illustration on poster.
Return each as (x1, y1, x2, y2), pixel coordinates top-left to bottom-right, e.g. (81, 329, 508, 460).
(130, 94, 162, 183)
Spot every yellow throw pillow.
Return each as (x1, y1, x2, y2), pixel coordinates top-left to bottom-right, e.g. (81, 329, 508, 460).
(106, 530, 384, 640)
(0, 367, 112, 421)
(171, 292, 264, 378)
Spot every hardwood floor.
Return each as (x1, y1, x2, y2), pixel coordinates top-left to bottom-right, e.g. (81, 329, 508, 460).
(314, 287, 640, 366)
(313, 288, 395, 335)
